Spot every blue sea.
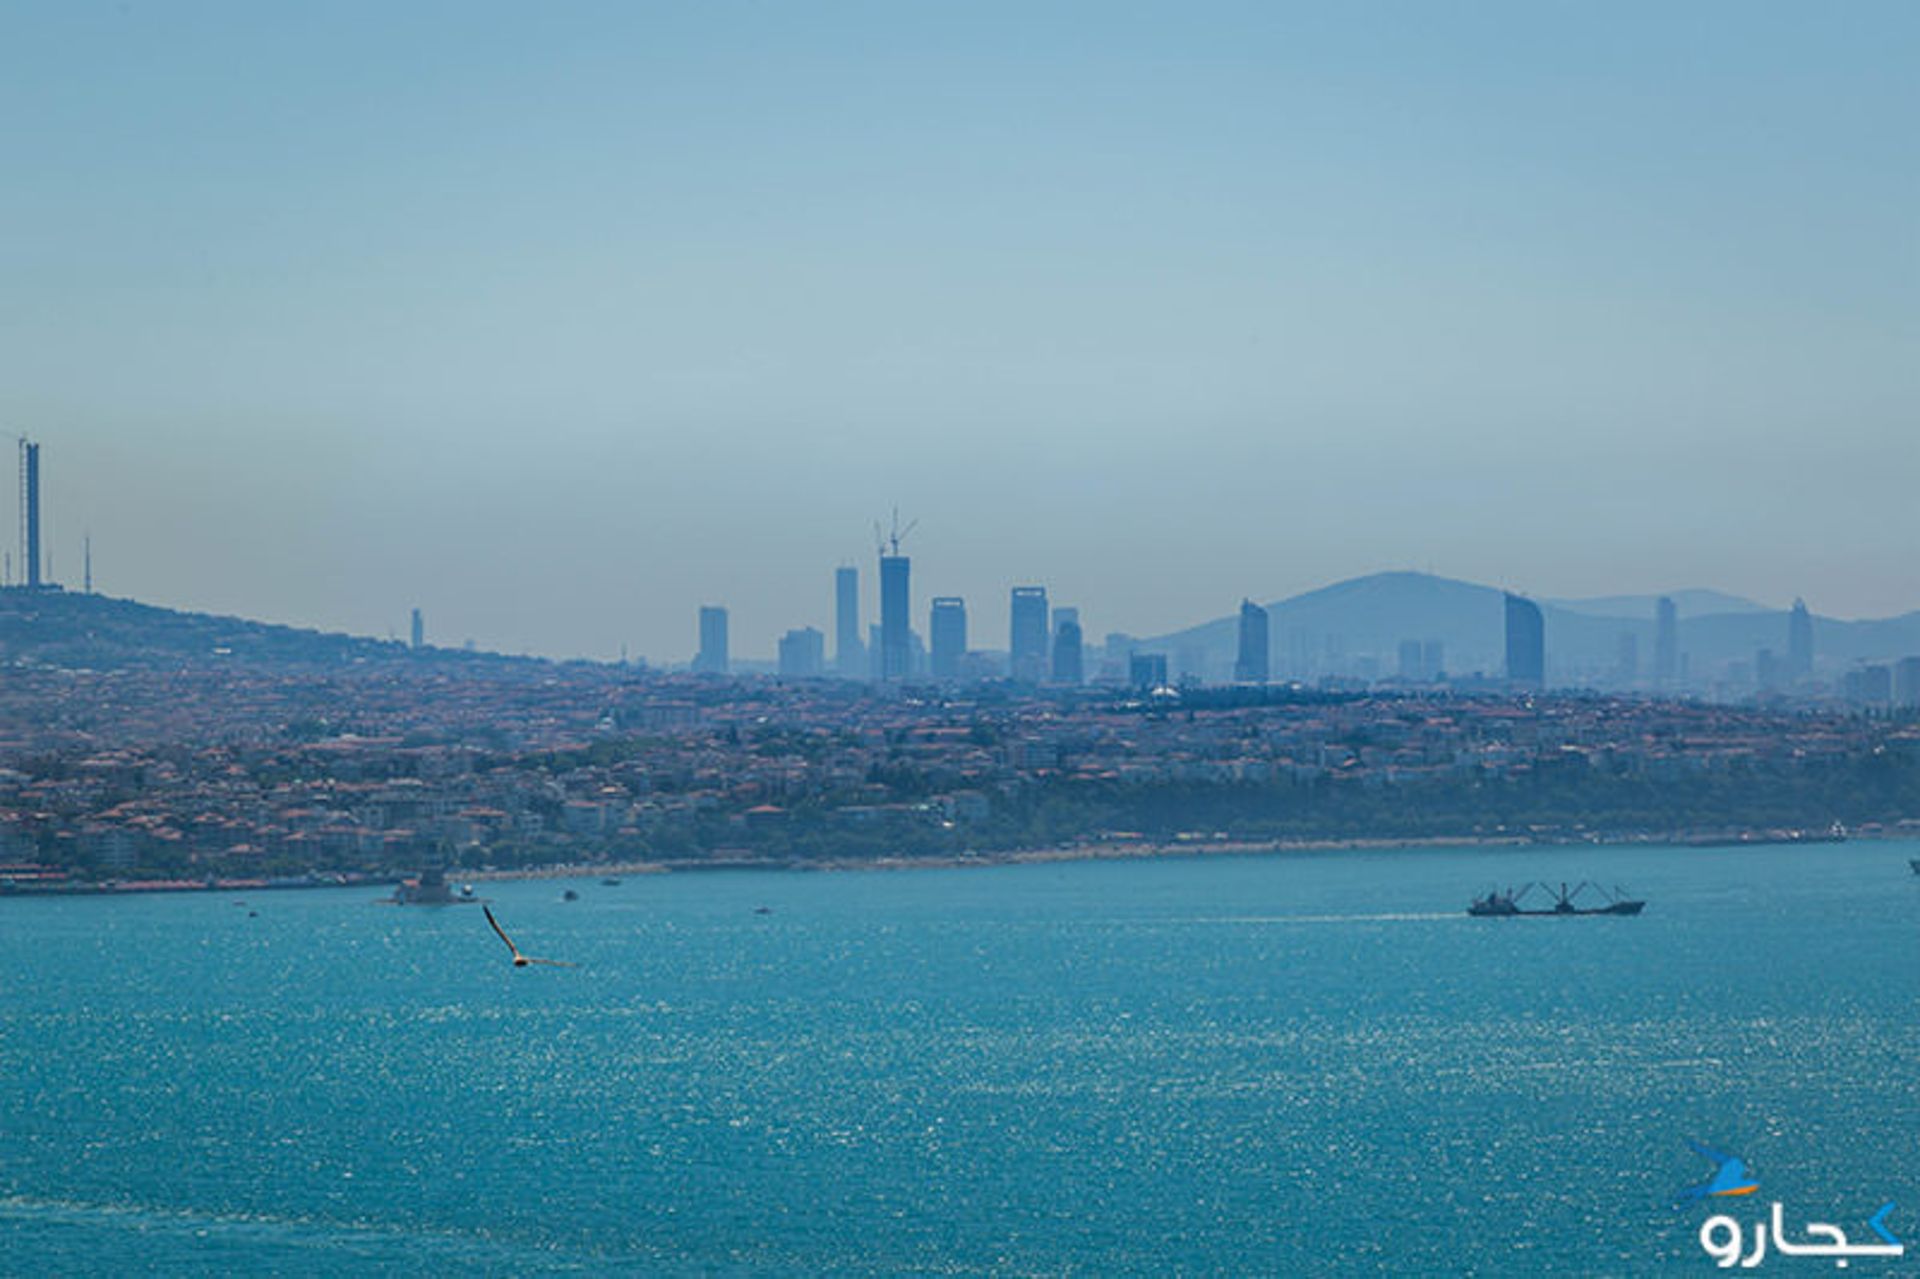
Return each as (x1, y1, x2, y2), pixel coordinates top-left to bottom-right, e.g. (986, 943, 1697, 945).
(2, 842, 1916, 1275)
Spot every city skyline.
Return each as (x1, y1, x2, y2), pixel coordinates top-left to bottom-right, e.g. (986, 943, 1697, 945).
(4, 7, 1917, 1273)
(1, 3, 1913, 659)
(13, 434, 1920, 677)
(7, 436, 1917, 674)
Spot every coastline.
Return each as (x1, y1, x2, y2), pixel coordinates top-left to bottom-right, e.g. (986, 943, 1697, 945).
(463, 826, 1872, 883)
(0, 828, 1891, 899)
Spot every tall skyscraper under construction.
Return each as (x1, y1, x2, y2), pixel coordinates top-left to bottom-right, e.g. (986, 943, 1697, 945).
(873, 511, 916, 680)
(879, 554, 910, 679)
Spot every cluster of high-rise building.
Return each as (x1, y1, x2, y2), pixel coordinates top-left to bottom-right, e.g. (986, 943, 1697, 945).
(699, 552, 1914, 709)
(690, 535, 1283, 691)
(1497, 591, 1919, 708)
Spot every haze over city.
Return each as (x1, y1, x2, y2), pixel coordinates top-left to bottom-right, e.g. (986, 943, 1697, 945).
(2, 2, 1914, 660)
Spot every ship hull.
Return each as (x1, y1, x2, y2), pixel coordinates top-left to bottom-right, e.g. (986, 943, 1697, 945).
(1468, 901, 1645, 917)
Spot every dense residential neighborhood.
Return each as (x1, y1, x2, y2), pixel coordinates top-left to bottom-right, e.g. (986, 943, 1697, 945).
(3, 636, 1916, 888)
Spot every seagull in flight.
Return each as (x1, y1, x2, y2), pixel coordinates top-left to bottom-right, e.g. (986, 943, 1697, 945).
(483, 906, 577, 968)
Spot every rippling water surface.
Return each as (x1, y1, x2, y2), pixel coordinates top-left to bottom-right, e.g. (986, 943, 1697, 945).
(3, 842, 1916, 1274)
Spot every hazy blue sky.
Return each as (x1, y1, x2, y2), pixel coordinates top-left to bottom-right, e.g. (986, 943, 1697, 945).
(2, 2, 1914, 660)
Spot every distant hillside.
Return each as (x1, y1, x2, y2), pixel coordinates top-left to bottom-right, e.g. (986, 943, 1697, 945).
(0, 588, 532, 673)
(1142, 571, 1920, 681)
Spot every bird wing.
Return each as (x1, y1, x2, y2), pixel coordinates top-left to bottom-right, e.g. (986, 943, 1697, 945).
(483, 906, 520, 956)
(1689, 1140, 1733, 1166)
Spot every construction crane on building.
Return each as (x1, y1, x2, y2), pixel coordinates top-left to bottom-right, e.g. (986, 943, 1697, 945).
(874, 507, 918, 558)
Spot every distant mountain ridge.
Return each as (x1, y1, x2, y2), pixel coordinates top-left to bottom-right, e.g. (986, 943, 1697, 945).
(1143, 571, 1920, 681)
(1545, 589, 1773, 618)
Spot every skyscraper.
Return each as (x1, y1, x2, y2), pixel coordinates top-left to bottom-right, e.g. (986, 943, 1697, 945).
(1421, 639, 1445, 682)
(835, 566, 864, 678)
(1234, 599, 1270, 684)
(694, 605, 729, 675)
(1130, 652, 1169, 689)
(1504, 593, 1544, 688)
(1052, 617, 1084, 684)
(1614, 631, 1638, 685)
(1787, 598, 1813, 682)
(1844, 664, 1892, 706)
(929, 597, 967, 679)
(879, 554, 910, 679)
(778, 626, 825, 678)
(1398, 639, 1423, 682)
(1894, 656, 1920, 708)
(1654, 596, 1678, 687)
(1010, 587, 1049, 683)
(21, 440, 41, 590)
(410, 608, 424, 651)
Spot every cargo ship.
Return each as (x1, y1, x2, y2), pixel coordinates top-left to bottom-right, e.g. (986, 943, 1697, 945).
(1469, 881, 1645, 917)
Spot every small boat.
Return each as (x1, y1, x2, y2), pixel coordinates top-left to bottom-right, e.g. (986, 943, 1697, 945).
(562, 889, 580, 902)
(601, 878, 622, 887)
(1469, 881, 1645, 917)
(1910, 859, 1920, 876)
(390, 867, 480, 906)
